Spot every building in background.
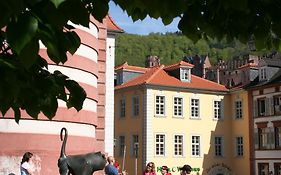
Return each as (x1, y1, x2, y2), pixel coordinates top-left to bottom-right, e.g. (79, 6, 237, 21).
(105, 15, 124, 156)
(247, 56, 281, 175)
(114, 57, 253, 175)
(196, 52, 281, 175)
(228, 89, 252, 175)
(0, 16, 122, 175)
(183, 55, 212, 79)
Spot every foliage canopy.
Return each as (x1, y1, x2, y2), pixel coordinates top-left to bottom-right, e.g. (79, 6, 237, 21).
(0, 0, 279, 122)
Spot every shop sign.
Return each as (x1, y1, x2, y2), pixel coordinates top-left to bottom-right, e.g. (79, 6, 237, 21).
(156, 166, 200, 173)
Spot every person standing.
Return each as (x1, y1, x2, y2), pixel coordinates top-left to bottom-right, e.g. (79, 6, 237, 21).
(143, 162, 156, 175)
(179, 164, 192, 175)
(20, 152, 33, 175)
(105, 156, 119, 175)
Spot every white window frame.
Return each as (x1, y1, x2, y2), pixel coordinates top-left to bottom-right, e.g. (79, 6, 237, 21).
(120, 98, 126, 118)
(180, 68, 190, 82)
(235, 100, 242, 119)
(173, 96, 183, 117)
(155, 134, 166, 156)
(155, 95, 165, 116)
(274, 96, 281, 115)
(258, 127, 268, 149)
(257, 98, 266, 116)
(236, 136, 244, 156)
(213, 100, 222, 120)
(191, 135, 201, 157)
(131, 134, 139, 156)
(174, 134, 184, 157)
(190, 98, 200, 119)
(214, 136, 223, 157)
(132, 96, 140, 117)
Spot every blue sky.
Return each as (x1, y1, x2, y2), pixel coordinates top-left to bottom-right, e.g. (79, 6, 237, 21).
(108, 1, 180, 35)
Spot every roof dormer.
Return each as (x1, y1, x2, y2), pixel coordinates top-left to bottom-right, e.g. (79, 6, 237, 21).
(114, 62, 148, 85)
(164, 61, 194, 82)
(259, 66, 267, 81)
(180, 67, 191, 82)
(258, 58, 281, 82)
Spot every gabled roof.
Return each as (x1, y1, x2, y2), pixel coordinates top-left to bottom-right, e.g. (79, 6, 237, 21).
(246, 68, 281, 89)
(106, 15, 124, 33)
(238, 62, 258, 69)
(115, 62, 149, 73)
(115, 64, 228, 92)
(263, 58, 281, 68)
(164, 61, 194, 71)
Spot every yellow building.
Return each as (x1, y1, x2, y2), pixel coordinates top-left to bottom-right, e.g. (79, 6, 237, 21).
(114, 61, 250, 175)
(229, 89, 252, 175)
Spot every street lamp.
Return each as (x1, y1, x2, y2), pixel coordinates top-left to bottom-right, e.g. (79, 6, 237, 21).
(134, 142, 139, 175)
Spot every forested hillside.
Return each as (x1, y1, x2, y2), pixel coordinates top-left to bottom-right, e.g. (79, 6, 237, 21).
(115, 33, 252, 67)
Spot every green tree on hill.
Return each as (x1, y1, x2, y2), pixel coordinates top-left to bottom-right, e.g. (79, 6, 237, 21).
(115, 33, 250, 67)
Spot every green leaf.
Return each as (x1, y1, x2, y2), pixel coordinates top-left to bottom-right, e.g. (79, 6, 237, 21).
(65, 80, 86, 111)
(18, 38, 39, 69)
(12, 107, 21, 124)
(0, 57, 16, 69)
(26, 107, 40, 119)
(41, 96, 58, 119)
(59, 0, 89, 27)
(50, 0, 65, 8)
(91, 0, 109, 22)
(6, 13, 38, 54)
(0, 98, 10, 116)
(0, 0, 25, 28)
(162, 16, 173, 25)
(61, 31, 81, 55)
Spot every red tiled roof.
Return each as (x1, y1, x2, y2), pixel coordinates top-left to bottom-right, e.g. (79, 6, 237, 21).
(115, 62, 149, 73)
(164, 60, 194, 71)
(106, 15, 124, 32)
(115, 65, 228, 91)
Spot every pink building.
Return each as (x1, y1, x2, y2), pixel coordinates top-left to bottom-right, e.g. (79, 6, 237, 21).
(0, 16, 122, 175)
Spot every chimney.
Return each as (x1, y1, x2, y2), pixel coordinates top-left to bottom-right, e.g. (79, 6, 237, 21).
(145, 55, 160, 68)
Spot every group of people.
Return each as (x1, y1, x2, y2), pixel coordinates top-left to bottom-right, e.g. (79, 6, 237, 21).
(144, 162, 192, 175)
(105, 156, 192, 175)
(19, 152, 191, 175)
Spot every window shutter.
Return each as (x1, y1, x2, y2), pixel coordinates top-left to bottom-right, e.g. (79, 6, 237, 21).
(233, 101, 236, 119)
(130, 137, 133, 156)
(265, 98, 270, 116)
(221, 99, 224, 119)
(212, 99, 215, 119)
(254, 128, 259, 149)
(269, 127, 275, 149)
(265, 127, 271, 149)
(253, 100, 258, 118)
(241, 99, 244, 118)
(269, 97, 274, 115)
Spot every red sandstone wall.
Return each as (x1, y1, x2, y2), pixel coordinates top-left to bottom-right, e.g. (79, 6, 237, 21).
(0, 17, 107, 175)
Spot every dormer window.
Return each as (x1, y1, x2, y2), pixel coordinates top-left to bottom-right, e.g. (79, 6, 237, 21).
(260, 67, 267, 81)
(180, 68, 190, 82)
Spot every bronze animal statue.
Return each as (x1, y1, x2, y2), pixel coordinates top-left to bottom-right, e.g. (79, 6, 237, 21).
(58, 127, 106, 175)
